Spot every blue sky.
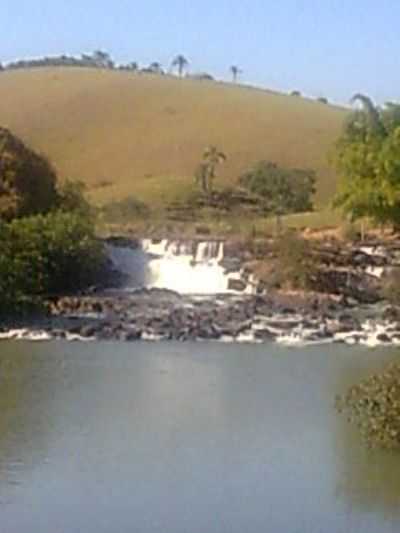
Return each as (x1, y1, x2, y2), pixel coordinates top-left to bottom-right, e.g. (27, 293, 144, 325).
(2, 0, 399, 104)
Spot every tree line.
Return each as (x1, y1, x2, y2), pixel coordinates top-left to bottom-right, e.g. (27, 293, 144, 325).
(0, 51, 244, 83)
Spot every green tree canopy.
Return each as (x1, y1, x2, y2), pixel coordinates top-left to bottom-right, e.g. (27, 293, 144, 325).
(333, 95, 400, 226)
(239, 161, 316, 225)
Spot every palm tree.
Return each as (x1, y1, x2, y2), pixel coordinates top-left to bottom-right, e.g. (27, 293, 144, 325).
(195, 146, 227, 194)
(351, 94, 386, 137)
(171, 55, 189, 77)
(230, 65, 242, 83)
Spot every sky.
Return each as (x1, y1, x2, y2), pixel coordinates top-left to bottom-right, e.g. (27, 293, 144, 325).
(2, 0, 399, 104)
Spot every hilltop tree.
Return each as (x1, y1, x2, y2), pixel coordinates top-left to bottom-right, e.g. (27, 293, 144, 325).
(230, 65, 242, 83)
(148, 62, 163, 74)
(333, 95, 400, 227)
(171, 55, 189, 77)
(240, 161, 316, 232)
(92, 50, 114, 68)
(195, 146, 227, 195)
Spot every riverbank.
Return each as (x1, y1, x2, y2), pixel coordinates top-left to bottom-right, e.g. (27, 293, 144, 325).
(2, 232, 400, 346)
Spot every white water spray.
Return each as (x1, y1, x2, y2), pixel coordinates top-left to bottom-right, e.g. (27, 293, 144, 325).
(107, 239, 255, 295)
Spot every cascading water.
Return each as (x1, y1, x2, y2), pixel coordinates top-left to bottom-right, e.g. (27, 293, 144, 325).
(107, 239, 256, 295)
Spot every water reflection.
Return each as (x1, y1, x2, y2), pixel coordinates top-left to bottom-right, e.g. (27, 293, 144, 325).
(0, 342, 59, 500)
(1, 341, 400, 532)
(334, 352, 400, 516)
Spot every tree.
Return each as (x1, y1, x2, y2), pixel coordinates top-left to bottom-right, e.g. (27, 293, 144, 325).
(148, 62, 163, 74)
(0, 127, 58, 220)
(195, 146, 227, 195)
(171, 55, 189, 77)
(92, 50, 114, 69)
(240, 161, 316, 232)
(230, 65, 242, 83)
(333, 95, 400, 227)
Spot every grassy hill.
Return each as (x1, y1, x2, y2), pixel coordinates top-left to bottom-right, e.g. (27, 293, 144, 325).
(0, 67, 347, 223)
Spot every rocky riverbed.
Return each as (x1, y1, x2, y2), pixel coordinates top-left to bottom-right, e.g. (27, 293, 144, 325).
(3, 235, 400, 346)
(2, 288, 400, 347)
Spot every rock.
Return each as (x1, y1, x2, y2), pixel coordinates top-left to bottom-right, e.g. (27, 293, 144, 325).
(227, 279, 247, 292)
(254, 328, 276, 341)
(266, 319, 301, 330)
(382, 306, 400, 322)
(79, 324, 99, 338)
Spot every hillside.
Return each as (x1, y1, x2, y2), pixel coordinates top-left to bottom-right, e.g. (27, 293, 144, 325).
(0, 68, 346, 211)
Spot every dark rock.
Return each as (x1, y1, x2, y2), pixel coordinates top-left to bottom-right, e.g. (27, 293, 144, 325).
(377, 333, 391, 343)
(254, 328, 276, 340)
(266, 319, 301, 330)
(382, 306, 400, 322)
(227, 279, 247, 292)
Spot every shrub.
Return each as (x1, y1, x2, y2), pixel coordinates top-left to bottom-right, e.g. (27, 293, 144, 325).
(291, 90, 301, 97)
(317, 97, 328, 104)
(0, 211, 105, 316)
(336, 363, 400, 449)
(274, 231, 316, 290)
(57, 179, 93, 218)
(239, 161, 316, 229)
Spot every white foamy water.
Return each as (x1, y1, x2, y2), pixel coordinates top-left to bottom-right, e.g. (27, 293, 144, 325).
(108, 239, 256, 295)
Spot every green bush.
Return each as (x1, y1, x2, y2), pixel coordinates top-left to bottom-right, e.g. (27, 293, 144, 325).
(57, 179, 93, 218)
(239, 161, 316, 230)
(336, 363, 400, 449)
(0, 211, 105, 316)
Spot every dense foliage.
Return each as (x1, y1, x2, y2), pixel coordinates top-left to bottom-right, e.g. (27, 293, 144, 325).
(0, 212, 104, 316)
(0, 127, 58, 220)
(336, 363, 400, 449)
(333, 95, 400, 226)
(239, 161, 316, 225)
(0, 129, 105, 317)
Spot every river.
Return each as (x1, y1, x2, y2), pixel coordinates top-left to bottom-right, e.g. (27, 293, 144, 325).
(0, 340, 400, 532)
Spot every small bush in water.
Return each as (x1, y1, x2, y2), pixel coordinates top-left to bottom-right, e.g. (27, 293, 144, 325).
(336, 363, 400, 449)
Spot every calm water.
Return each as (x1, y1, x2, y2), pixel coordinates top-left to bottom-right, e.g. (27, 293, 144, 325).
(1, 341, 400, 533)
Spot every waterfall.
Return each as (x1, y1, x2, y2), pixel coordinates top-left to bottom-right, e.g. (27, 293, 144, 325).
(107, 239, 256, 295)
